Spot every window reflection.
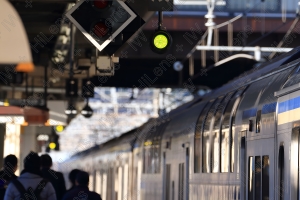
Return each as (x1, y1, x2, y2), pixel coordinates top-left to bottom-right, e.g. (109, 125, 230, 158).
(248, 157, 254, 200)
(262, 156, 270, 200)
(255, 156, 262, 200)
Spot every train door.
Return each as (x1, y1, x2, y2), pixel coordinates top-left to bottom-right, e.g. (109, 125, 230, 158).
(278, 144, 284, 200)
(240, 132, 246, 200)
(246, 133, 272, 200)
(290, 127, 300, 200)
(185, 147, 189, 200)
(177, 146, 190, 200)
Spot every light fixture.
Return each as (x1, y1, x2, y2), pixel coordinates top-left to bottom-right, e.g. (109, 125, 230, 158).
(150, 11, 172, 54)
(37, 134, 49, 141)
(91, 0, 112, 11)
(49, 142, 56, 150)
(55, 125, 64, 132)
(81, 103, 93, 118)
(0, 116, 25, 125)
(4, 99, 9, 106)
(90, 19, 112, 41)
(65, 103, 77, 115)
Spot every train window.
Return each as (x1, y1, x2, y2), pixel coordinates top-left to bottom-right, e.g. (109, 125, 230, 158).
(256, 110, 261, 133)
(123, 164, 129, 199)
(203, 97, 223, 173)
(216, 93, 233, 173)
(107, 168, 113, 200)
(117, 167, 122, 200)
(132, 167, 138, 200)
(279, 145, 284, 200)
(143, 141, 153, 173)
(166, 164, 171, 200)
(262, 156, 270, 200)
(115, 168, 119, 199)
(222, 92, 240, 173)
(194, 129, 201, 173)
(255, 156, 262, 200)
(194, 101, 214, 173)
(153, 137, 160, 173)
(212, 93, 233, 173)
(221, 130, 230, 172)
(89, 173, 94, 191)
(212, 131, 219, 172)
(103, 173, 107, 200)
(248, 157, 254, 200)
(95, 171, 101, 195)
(178, 163, 184, 200)
(143, 123, 166, 174)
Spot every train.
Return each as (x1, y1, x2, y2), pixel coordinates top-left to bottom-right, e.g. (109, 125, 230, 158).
(59, 47, 300, 200)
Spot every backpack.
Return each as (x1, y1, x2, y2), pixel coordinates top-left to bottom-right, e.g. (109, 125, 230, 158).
(11, 179, 48, 200)
(0, 188, 5, 200)
(0, 178, 8, 200)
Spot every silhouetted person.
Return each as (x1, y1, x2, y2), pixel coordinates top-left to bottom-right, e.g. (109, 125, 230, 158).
(40, 154, 66, 200)
(4, 151, 56, 200)
(0, 155, 18, 200)
(67, 169, 81, 192)
(62, 171, 102, 200)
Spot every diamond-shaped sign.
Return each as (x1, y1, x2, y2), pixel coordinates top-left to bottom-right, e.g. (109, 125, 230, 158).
(65, 0, 137, 52)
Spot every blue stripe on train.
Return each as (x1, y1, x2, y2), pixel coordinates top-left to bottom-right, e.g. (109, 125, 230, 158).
(242, 108, 257, 119)
(262, 102, 277, 114)
(243, 102, 276, 119)
(278, 96, 300, 114)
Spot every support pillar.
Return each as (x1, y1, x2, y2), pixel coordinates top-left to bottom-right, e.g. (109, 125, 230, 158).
(0, 124, 5, 168)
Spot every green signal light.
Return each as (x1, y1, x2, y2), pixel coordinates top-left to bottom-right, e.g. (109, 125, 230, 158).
(150, 30, 172, 54)
(153, 34, 168, 49)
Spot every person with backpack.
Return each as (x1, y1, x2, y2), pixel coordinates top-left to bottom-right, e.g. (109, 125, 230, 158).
(40, 154, 66, 200)
(4, 152, 56, 200)
(0, 155, 18, 200)
(62, 171, 102, 200)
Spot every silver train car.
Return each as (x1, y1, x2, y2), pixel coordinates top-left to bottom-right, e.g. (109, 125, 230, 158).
(59, 47, 300, 200)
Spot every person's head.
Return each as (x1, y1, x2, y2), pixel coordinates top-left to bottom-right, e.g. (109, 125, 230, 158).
(69, 169, 81, 186)
(24, 152, 40, 171)
(75, 171, 89, 186)
(40, 154, 52, 168)
(4, 154, 18, 172)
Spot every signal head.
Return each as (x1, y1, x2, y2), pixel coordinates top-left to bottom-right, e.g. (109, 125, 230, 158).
(150, 30, 172, 54)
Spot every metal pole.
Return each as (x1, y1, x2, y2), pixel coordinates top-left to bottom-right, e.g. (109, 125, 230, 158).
(158, 11, 163, 29)
(31, 77, 34, 95)
(189, 55, 194, 76)
(25, 73, 28, 98)
(44, 64, 48, 107)
(70, 23, 75, 78)
(195, 46, 293, 52)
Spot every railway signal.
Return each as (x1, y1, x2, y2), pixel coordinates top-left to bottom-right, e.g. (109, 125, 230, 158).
(150, 29, 172, 54)
(150, 11, 172, 54)
(65, 0, 137, 52)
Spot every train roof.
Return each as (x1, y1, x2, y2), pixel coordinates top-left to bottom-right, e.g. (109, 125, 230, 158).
(68, 47, 300, 160)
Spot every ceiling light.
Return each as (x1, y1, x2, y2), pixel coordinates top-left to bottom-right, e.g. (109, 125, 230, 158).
(81, 103, 93, 118)
(65, 104, 77, 115)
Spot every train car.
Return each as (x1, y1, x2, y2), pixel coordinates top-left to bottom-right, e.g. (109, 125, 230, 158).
(60, 47, 300, 200)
